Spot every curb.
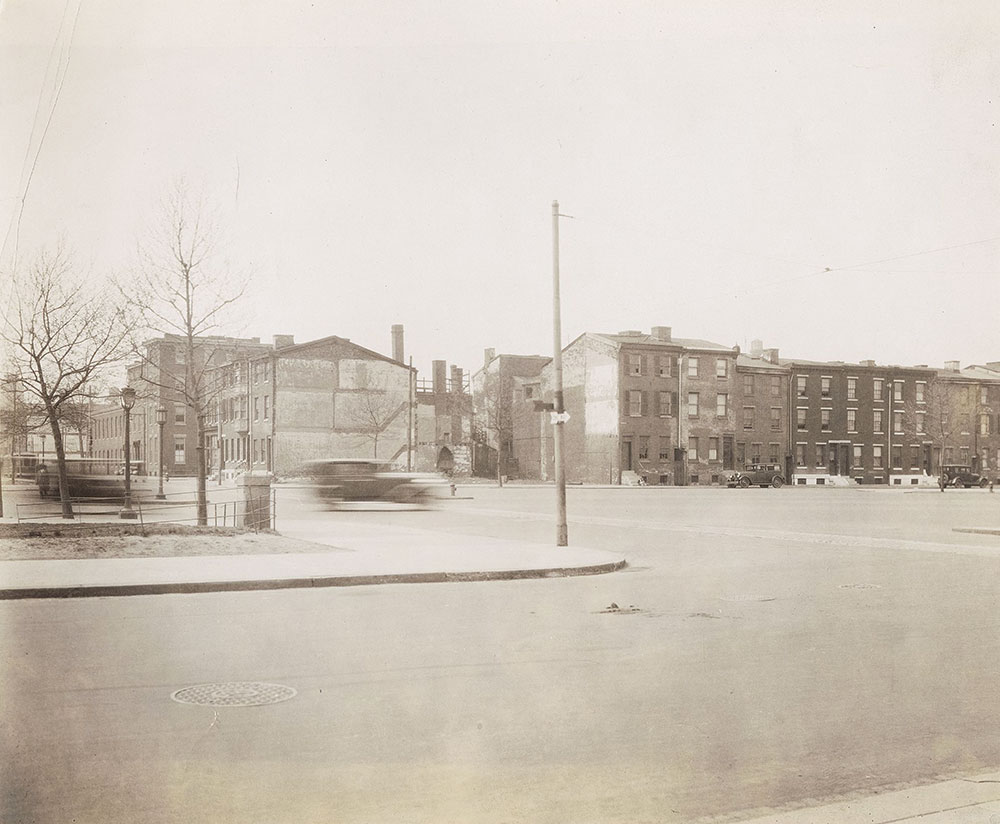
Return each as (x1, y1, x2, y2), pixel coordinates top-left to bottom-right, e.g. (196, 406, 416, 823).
(0, 558, 628, 600)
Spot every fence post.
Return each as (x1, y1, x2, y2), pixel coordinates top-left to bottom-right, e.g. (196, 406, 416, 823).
(240, 472, 272, 530)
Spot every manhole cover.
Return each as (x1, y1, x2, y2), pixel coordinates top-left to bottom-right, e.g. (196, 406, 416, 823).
(839, 583, 882, 590)
(171, 682, 297, 707)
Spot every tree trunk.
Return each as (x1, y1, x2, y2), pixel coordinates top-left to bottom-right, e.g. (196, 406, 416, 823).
(46, 412, 74, 519)
(196, 414, 208, 526)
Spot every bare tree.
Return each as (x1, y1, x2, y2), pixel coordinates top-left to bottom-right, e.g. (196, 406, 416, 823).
(123, 183, 247, 525)
(474, 366, 513, 486)
(2, 249, 131, 518)
(341, 367, 407, 459)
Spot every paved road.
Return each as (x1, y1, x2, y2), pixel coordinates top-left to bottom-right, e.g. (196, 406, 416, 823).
(5, 485, 1000, 823)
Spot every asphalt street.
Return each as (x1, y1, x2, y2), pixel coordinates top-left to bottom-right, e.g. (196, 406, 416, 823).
(5, 484, 1000, 823)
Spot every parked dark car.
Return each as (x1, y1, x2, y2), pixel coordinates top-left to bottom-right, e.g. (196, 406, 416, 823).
(939, 465, 990, 488)
(302, 459, 450, 508)
(727, 463, 785, 488)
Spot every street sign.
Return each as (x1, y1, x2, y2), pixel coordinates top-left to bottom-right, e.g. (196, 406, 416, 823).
(550, 411, 571, 425)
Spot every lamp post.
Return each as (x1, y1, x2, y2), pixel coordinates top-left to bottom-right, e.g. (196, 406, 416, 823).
(155, 405, 167, 500)
(119, 386, 138, 519)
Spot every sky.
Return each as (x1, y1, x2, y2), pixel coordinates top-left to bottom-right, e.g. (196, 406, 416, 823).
(2, 0, 998, 379)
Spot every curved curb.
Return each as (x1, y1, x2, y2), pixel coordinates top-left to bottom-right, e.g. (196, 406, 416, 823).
(954, 527, 1000, 536)
(0, 558, 628, 600)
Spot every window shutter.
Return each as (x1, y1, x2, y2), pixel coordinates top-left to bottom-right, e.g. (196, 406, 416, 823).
(671, 391, 679, 414)
(641, 391, 648, 416)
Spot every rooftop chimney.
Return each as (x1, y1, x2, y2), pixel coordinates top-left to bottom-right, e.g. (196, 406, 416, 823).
(450, 364, 464, 393)
(391, 324, 404, 362)
(484, 347, 496, 368)
(860, 359, 876, 368)
(764, 348, 779, 364)
(651, 326, 672, 342)
(432, 360, 447, 394)
(273, 334, 294, 349)
(751, 339, 764, 357)
(944, 360, 961, 371)
(618, 330, 643, 337)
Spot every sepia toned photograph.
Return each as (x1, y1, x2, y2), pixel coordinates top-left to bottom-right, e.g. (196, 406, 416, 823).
(1, 2, 999, 821)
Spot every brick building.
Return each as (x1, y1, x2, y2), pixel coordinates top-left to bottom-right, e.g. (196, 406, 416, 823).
(414, 359, 474, 476)
(735, 345, 791, 477)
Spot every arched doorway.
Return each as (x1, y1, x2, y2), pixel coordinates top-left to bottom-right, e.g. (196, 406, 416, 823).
(436, 446, 455, 475)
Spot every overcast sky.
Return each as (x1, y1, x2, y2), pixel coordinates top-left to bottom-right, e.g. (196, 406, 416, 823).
(2, 0, 998, 378)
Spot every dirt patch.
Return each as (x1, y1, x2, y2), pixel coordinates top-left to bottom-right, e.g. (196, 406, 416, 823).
(0, 523, 337, 561)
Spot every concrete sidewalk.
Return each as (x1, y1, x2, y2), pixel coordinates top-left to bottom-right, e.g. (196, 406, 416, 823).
(0, 517, 627, 599)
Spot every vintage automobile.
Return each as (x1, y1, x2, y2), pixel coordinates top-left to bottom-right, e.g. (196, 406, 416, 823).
(939, 465, 990, 488)
(726, 463, 785, 488)
(36, 457, 145, 499)
(301, 459, 450, 508)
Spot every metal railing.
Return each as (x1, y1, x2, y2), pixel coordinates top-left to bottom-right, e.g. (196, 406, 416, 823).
(14, 486, 276, 532)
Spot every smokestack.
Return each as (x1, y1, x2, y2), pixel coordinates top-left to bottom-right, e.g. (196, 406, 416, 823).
(432, 360, 447, 393)
(391, 324, 404, 362)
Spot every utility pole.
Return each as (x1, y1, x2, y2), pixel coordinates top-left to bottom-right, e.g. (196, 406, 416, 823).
(552, 200, 568, 546)
(407, 356, 414, 471)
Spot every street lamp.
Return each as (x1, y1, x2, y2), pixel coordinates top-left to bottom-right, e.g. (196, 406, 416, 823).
(155, 405, 167, 500)
(119, 386, 138, 519)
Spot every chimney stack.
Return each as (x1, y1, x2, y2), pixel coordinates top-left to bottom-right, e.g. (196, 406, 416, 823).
(432, 360, 447, 393)
(944, 360, 961, 371)
(484, 348, 496, 368)
(450, 364, 464, 393)
(764, 348, 779, 364)
(391, 324, 404, 362)
(651, 326, 672, 342)
(273, 334, 294, 349)
(751, 339, 764, 357)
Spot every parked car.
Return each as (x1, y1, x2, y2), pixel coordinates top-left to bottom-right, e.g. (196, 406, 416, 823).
(726, 463, 785, 488)
(939, 465, 990, 488)
(301, 459, 450, 508)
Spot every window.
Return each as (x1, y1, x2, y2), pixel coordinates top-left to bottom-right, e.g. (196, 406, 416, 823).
(743, 406, 755, 430)
(821, 409, 831, 431)
(659, 437, 671, 461)
(688, 437, 699, 461)
(175, 347, 185, 365)
(709, 437, 719, 461)
(638, 436, 649, 460)
(253, 397, 260, 421)
(628, 390, 642, 417)
(768, 443, 780, 464)
(916, 412, 926, 434)
(252, 439, 259, 463)
(981, 414, 991, 436)
(743, 374, 754, 394)
(174, 403, 186, 425)
(873, 410, 883, 433)
(815, 444, 825, 466)
(847, 378, 857, 400)
(263, 396, 269, 419)
(873, 445, 883, 468)
(716, 393, 728, 417)
(873, 379, 883, 401)
(750, 443, 762, 463)
(770, 376, 781, 396)
(688, 392, 699, 417)
(263, 360, 270, 382)
(658, 391, 672, 417)
(174, 435, 186, 465)
(894, 411, 904, 433)
(658, 356, 671, 377)
(944, 446, 954, 464)
(628, 354, 642, 376)
(910, 449, 921, 470)
(688, 357, 699, 378)
(853, 445, 863, 467)
(524, 385, 534, 400)
(796, 444, 806, 466)
(892, 445, 902, 469)
(797, 408, 807, 431)
(916, 382, 925, 403)
(797, 375, 807, 397)
(982, 386, 989, 406)
(847, 409, 856, 432)
(894, 381, 904, 402)
(821, 377, 831, 397)
(716, 359, 728, 379)
(770, 407, 782, 431)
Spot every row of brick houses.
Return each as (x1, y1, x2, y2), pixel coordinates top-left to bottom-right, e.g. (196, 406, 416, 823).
(82, 326, 473, 479)
(477, 327, 1000, 486)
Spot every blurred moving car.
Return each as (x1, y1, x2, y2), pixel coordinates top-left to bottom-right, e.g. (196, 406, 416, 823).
(302, 459, 450, 508)
(726, 463, 785, 488)
(36, 456, 145, 499)
(939, 465, 990, 488)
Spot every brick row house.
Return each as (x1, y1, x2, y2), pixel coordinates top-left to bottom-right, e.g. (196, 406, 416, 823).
(502, 330, 1000, 486)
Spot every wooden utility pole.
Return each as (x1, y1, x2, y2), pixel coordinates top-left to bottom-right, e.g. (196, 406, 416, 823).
(552, 200, 568, 546)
